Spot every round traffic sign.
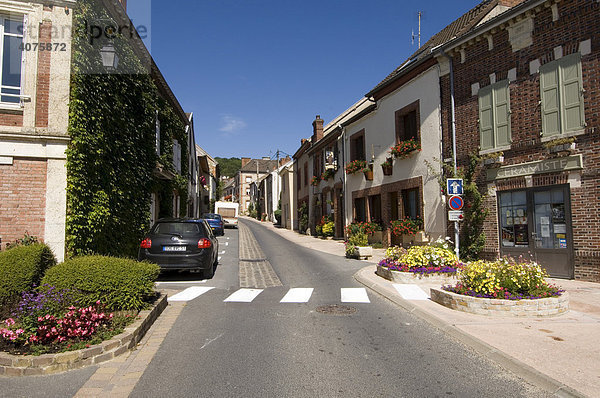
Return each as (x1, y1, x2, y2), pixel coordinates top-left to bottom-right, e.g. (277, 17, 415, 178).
(448, 195, 464, 211)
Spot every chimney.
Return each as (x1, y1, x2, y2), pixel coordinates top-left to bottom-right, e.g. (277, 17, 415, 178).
(241, 157, 251, 167)
(279, 156, 291, 167)
(312, 115, 324, 143)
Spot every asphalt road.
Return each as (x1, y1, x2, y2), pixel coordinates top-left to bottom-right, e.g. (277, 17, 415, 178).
(131, 219, 550, 398)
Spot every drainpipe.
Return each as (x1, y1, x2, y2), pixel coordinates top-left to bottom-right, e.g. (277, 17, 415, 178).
(439, 49, 460, 260)
(340, 124, 346, 238)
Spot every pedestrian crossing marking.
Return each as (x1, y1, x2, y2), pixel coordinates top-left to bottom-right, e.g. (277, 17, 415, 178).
(168, 286, 214, 302)
(224, 288, 263, 302)
(280, 288, 314, 303)
(341, 288, 370, 303)
(393, 284, 429, 300)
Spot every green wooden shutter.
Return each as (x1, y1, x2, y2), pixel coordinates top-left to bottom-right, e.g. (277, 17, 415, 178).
(559, 54, 585, 133)
(540, 62, 561, 138)
(493, 80, 511, 147)
(479, 86, 494, 150)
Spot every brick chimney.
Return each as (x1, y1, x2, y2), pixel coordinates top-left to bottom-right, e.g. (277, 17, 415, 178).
(312, 115, 324, 143)
(241, 157, 251, 167)
(279, 156, 291, 167)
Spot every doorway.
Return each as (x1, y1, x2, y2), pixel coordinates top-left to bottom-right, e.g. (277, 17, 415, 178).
(498, 185, 574, 278)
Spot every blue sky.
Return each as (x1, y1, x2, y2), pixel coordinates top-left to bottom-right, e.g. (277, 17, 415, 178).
(128, 1, 481, 159)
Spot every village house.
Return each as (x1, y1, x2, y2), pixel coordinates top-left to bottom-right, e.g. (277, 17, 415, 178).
(433, 0, 600, 281)
(235, 157, 279, 215)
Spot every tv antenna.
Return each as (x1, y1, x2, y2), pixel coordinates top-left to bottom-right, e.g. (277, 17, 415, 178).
(411, 11, 422, 49)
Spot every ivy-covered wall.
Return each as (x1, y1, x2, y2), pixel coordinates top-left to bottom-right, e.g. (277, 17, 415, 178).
(66, 0, 188, 258)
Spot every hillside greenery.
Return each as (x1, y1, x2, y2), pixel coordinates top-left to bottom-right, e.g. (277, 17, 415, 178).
(215, 157, 241, 178)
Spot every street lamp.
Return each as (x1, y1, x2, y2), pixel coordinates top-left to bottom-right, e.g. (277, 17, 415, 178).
(100, 43, 119, 70)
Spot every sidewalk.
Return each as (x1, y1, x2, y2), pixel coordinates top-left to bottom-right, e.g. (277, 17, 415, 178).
(245, 217, 600, 398)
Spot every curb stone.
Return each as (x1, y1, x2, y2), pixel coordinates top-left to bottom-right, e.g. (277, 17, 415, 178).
(353, 266, 586, 398)
(0, 293, 168, 377)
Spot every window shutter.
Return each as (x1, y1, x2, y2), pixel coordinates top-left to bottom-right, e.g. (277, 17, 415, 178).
(540, 63, 561, 138)
(559, 54, 585, 133)
(493, 81, 511, 147)
(478, 86, 494, 150)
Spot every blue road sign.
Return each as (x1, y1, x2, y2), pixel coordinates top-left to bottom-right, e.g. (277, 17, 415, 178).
(447, 179, 464, 195)
(448, 195, 464, 211)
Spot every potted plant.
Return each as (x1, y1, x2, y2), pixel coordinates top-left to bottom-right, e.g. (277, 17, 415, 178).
(390, 217, 423, 245)
(381, 158, 393, 176)
(543, 137, 576, 155)
(310, 175, 321, 186)
(481, 151, 504, 167)
(321, 168, 336, 181)
(345, 232, 372, 259)
(363, 163, 374, 181)
(390, 138, 421, 159)
(345, 159, 367, 175)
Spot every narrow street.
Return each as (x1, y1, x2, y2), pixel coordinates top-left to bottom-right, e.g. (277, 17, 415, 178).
(128, 219, 548, 397)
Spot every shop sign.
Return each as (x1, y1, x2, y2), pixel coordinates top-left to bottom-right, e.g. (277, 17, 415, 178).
(486, 155, 583, 181)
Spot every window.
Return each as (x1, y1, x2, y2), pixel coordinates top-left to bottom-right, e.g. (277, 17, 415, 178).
(395, 101, 420, 143)
(245, 176, 252, 183)
(402, 188, 420, 220)
(479, 80, 511, 151)
(313, 152, 323, 178)
(499, 191, 529, 248)
(354, 197, 366, 222)
(173, 140, 181, 173)
(368, 195, 381, 223)
(350, 130, 365, 161)
(246, 189, 250, 195)
(0, 16, 24, 104)
(540, 53, 585, 138)
(304, 162, 308, 186)
(297, 168, 301, 191)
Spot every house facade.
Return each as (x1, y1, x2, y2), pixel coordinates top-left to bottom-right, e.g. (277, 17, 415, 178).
(435, 0, 600, 281)
(279, 161, 295, 229)
(0, 0, 194, 260)
(235, 157, 279, 214)
(292, 138, 312, 233)
(196, 143, 218, 216)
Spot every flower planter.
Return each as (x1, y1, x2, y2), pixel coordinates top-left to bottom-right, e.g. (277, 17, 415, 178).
(368, 231, 383, 244)
(549, 142, 576, 154)
(353, 246, 372, 259)
(376, 265, 458, 284)
(430, 288, 569, 317)
(363, 169, 373, 181)
(381, 164, 393, 176)
(483, 155, 504, 167)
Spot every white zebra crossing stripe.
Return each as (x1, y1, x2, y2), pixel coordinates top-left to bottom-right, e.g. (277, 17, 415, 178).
(280, 288, 314, 303)
(168, 287, 214, 302)
(341, 288, 370, 303)
(224, 288, 263, 303)
(393, 284, 429, 300)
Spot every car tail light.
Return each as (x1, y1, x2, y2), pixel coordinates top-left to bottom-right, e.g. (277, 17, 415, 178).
(140, 238, 152, 249)
(198, 238, 212, 249)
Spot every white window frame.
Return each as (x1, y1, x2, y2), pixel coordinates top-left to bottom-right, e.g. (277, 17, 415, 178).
(0, 13, 26, 109)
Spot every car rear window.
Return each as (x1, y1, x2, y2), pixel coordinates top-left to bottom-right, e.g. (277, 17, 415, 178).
(202, 213, 221, 220)
(152, 222, 203, 235)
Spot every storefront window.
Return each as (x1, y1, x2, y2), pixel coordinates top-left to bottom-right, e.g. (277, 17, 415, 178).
(499, 191, 529, 247)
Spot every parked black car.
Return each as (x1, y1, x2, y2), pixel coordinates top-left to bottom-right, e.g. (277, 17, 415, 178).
(201, 213, 225, 236)
(138, 218, 219, 278)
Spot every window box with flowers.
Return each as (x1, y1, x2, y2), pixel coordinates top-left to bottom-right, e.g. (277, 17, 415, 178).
(381, 158, 393, 176)
(481, 151, 504, 167)
(390, 217, 423, 246)
(310, 175, 321, 186)
(543, 137, 576, 156)
(390, 138, 421, 160)
(345, 159, 367, 175)
(321, 168, 336, 181)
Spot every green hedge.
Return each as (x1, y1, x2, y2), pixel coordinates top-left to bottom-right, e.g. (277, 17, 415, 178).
(41, 256, 160, 311)
(0, 244, 56, 305)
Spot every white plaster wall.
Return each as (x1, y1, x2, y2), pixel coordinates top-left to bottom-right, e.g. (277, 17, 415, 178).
(343, 66, 446, 240)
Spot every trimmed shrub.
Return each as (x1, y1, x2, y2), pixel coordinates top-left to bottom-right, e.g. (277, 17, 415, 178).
(41, 256, 159, 311)
(0, 244, 56, 305)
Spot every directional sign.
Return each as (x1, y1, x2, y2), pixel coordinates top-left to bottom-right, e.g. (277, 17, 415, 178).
(448, 210, 464, 221)
(448, 195, 464, 211)
(447, 179, 463, 195)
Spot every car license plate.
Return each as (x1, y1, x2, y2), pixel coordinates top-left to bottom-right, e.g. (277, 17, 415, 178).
(163, 246, 186, 252)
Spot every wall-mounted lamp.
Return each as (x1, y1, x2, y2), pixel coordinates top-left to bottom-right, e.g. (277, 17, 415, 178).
(100, 43, 119, 70)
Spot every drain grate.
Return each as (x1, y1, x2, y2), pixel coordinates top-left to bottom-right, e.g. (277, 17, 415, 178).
(316, 305, 357, 315)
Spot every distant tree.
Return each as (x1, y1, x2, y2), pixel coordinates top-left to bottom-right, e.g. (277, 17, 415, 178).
(215, 157, 241, 178)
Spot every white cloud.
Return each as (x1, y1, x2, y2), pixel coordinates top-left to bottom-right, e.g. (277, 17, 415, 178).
(219, 115, 247, 133)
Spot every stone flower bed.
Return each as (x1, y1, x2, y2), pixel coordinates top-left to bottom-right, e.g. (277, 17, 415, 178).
(376, 265, 457, 284)
(430, 288, 568, 317)
(0, 293, 167, 376)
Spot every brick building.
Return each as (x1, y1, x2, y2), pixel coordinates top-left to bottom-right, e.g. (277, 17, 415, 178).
(435, 0, 599, 281)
